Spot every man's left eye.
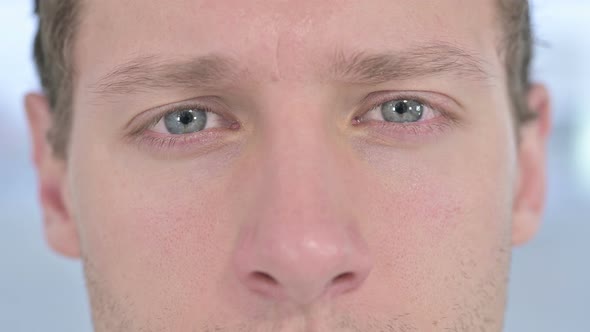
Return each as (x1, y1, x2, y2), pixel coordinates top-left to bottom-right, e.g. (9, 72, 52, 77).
(361, 99, 438, 124)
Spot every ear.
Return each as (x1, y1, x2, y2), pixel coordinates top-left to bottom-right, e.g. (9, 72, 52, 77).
(25, 93, 80, 258)
(512, 84, 552, 246)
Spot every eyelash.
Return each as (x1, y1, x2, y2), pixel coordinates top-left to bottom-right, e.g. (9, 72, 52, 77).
(353, 93, 457, 134)
(133, 128, 230, 153)
(126, 102, 240, 152)
(129, 93, 457, 151)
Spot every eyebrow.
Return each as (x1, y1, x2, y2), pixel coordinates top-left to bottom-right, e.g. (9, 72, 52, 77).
(89, 43, 493, 98)
(329, 42, 493, 85)
(89, 54, 243, 97)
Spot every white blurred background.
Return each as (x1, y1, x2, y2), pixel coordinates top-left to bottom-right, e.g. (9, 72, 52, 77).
(1, 1, 589, 331)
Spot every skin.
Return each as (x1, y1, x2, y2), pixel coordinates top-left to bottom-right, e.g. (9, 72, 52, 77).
(25, 0, 551, 331)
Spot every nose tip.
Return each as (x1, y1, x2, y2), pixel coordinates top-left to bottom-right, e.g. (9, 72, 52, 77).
(234, 235, 373, 305)
(241, 265, 370, 304)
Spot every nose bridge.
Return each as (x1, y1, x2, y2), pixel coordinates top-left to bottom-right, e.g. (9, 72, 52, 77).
(270, 85, 348, 187)
(231, 96, 373, 305)
(260, 97, 342, 225)
(256, 101, 345, 262)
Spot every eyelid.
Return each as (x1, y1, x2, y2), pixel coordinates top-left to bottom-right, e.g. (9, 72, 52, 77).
(124, 97, 237, 137)
(151, 108, 229, 135)
(355, 91, 461, 123)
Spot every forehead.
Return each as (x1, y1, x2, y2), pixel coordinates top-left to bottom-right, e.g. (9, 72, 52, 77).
(75, 0, 501, 84)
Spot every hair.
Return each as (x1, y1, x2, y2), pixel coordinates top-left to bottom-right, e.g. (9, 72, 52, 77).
(33, 0, 535, 158)
(34, 0, 79, 158)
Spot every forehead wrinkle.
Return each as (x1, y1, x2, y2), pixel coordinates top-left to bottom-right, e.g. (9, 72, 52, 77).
(87, 53, 245, 100)
(328, 42, 496, 85)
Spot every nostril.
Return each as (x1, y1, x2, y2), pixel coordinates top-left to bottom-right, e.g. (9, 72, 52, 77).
(251, 271, 279, 286)
(333, 272, 355, 284)
(246, 271, 281, 298)
(329, 272, 360, 295)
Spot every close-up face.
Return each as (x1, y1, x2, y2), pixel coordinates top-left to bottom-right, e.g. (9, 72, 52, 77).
(26, 0, 552, 331)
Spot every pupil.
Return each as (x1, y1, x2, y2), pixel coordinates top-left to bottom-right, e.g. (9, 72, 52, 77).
(179, 111, 194, 125)
(394, 101, 408, 114)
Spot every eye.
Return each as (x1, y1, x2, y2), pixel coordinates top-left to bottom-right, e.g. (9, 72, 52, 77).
(360, 98, 439, 124)
(381, 99, 423, 123)
(152, 108, 227, 135)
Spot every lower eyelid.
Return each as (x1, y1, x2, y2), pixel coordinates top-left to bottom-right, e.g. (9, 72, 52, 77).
(361, 120, 452, 143)
(134, 127, 231, 152)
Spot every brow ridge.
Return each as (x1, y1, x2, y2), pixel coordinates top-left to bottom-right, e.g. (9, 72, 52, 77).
(90, 43, 493, 99)
(330, 42, 494, 84)
(89, 54, 241, 97)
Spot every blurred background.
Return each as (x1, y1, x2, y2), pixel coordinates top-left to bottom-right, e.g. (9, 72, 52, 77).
(1, 0, 589, 331)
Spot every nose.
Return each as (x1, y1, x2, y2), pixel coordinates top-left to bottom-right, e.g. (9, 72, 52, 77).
(233, 218, 373, 305)
(232, 120, 373, 305)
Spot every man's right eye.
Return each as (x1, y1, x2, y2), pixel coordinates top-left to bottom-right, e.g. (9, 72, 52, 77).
(152, 108, 228, 135)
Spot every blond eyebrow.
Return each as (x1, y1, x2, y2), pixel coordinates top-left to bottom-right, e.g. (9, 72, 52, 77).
(89, 54, 242, 97)
(89, 43, 492, 99)
(329, 42, 494, 85)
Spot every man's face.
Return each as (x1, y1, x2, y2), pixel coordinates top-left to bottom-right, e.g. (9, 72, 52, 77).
(26, 0, 551, 331)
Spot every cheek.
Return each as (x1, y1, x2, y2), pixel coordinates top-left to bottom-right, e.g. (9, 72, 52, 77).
(361, 134, 515, 244)
(355, 109, 517, 243)
(351, 129, 515, 314)
(66, 143, 241, 321)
